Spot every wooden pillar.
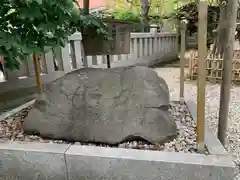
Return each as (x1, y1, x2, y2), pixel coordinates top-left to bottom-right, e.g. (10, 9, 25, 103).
(180, 20, 187, 104)
(197, 0, 208, 153)
(218, 0, 238, 145)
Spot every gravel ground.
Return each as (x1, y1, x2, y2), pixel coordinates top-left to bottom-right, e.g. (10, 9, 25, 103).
(154, 67, 240, 178)
(0, 101, 206, 154)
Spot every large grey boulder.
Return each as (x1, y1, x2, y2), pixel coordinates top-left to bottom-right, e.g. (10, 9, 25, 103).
(23, 66, 177, 144)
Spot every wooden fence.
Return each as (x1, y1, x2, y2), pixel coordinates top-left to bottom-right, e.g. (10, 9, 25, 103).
(0, 32, 178, 93)
(188, 49, 240, 83)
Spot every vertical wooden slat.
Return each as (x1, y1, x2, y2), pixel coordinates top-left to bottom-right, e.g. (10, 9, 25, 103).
(92, 55, 97, 65)
(107, 54, 111, 68)
(159, 36, 163, 53)
(172, 36, 175, 53)
(16, 60, 29, 77)
(113, 55, 118, 62)
(160, 36, 163, 53)
(61, 45, 72, 74)
(157, 37, 160, 53)
(149, 38, 153, 55)
(188, 51, 193, 78)
(74, 41, 83, 68)
(121, 54, 128, 61)
(97, 55, 102, 65)
(70, 41, 77, 69)
(165, 36, 168, 53)
(144, 38, 148, 56)
(139, 38, 143, 57)
(154, 36, 158, 53)
(118, 54, 122, 61)
(102, 55, 106, 64)
(163, 37, 166, 53)
(128, 38, 134, 59)
(44, 50, 55, 73)
(133, 38, 138, 59)
(80, 41, 88, 67)
(87, 56, 93, 67)
(169, 36, 172, 52)
(26, 55, 35, 77)
(115, 26, 121, 54)
(54, 46, 63, 71)
(124, 28, 131, 54)
(166, 36, 169, 53)
(174, 36, 177, 53)
(169, 36, 172, 53)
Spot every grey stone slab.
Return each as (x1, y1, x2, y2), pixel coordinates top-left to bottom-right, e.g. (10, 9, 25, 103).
(0, 141, 69, 180)
(23, 67, 176, 145)
(66, 145, 235, 180)
(186, 100, 229, 155)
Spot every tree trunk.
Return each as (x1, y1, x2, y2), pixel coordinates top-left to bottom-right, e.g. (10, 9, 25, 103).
(218, 0, 238, 146)
(140, 0, 150, 32)
(33, 53, 42, 93)
(82, 0, 89, 68)
(212, 0, 229, 56)
(83, 0, 89, 14)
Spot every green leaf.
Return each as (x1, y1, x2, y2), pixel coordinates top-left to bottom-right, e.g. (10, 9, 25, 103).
(34, 0, 42, 5)
(0, 0, 107, 70)
(5, 43, 11, 50)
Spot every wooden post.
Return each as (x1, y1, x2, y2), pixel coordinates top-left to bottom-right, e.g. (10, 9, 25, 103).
(176, 20, 180, 54)
(197, 0, 208, 153)
(218, 0, 238, 146)
(180, 20, 186, 104)
(33, 53, 42, 93)
(107, 55, 111, 68)
(83, 0, 89, 14)
(82, 0, 89, 67)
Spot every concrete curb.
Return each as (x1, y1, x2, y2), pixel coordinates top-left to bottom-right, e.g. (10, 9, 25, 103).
(0, 99, 35, 121)
(0, 100, 235, 180)
(0, 141, 70, 180)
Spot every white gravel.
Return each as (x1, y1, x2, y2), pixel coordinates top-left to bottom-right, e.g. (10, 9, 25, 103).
(116, 102, 200, 153)
(155, 67, 240, 178)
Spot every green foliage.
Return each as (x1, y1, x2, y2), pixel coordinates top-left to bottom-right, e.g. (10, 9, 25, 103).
(109, 10, 144, 32)
(170, 2, 220, 45)
(111, 11, 140, 22)
(79, 12, 109, 40)
(0, 0, 80, 70)
(0, 0, 108, 70)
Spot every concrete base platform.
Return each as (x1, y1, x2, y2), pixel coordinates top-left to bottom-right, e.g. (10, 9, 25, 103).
(0, 142, 69, 180)
(0, 100, 235, 180)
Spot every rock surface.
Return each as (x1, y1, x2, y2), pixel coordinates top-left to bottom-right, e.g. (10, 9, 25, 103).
(23, 66, 177, 144)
